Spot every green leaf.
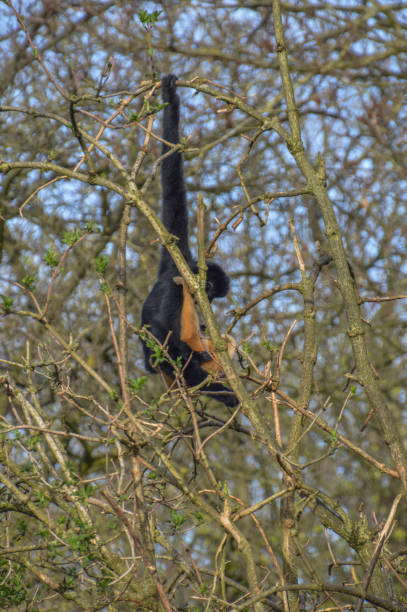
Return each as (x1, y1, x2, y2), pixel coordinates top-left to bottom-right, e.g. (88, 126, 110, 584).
(84, 221, 99, 233)
(138, 9, 161, 26)
(261, 339, 277, 351)
(169, 508, 186, 530)
(241, 340, 252, 354)
(36, 494, 50, 508)
(94, 254, 109, 275)
(330, 429, 338, 443)
(1, 295, 13, 311)
(128, 376, 147, 392)
(62, 227, 85, 247)
(101, 282, 111, 295)
(44, 247, 59, 268)
(22, 274, 36, 291)
(27, 434, 40, 450)
(75, 484, 95, 505)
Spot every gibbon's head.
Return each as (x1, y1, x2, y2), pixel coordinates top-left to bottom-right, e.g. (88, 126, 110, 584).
(205, 262, 230, 301)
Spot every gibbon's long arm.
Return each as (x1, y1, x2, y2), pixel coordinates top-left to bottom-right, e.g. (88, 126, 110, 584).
(159, 74, 192, 274)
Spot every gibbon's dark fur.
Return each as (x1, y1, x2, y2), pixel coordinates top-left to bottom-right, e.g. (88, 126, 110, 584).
(141, 74, 237, 407)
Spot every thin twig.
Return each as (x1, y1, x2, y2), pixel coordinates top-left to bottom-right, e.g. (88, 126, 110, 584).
(354, 494, 403, 612)
(102, 491, 173, 612)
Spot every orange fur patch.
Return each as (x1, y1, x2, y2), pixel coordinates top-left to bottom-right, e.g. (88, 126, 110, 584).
(174, 276, 235, 376)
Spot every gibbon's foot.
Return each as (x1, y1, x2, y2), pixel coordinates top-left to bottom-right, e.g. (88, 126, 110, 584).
(214, 391, 239, 408)
(194, 351, 213, 364)
(202, 385, 239, 407)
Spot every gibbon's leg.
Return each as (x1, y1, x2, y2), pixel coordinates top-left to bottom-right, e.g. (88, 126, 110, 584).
(173, 276, 235, 375)
(173, 276, 205, 352)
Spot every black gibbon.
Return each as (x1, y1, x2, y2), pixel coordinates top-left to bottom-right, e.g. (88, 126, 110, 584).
(141, 74, 238, 407)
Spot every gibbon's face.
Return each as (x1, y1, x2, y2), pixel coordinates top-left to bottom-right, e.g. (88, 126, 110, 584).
(206, 262, 230, 301)
(205, 278, 217, 302)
